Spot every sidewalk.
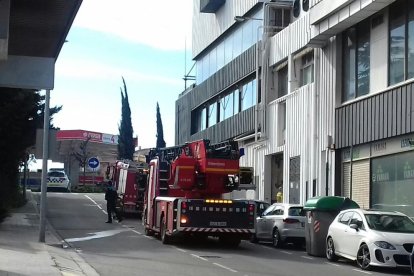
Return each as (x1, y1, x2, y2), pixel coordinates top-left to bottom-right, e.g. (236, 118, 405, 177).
(0, 191, 99, 276)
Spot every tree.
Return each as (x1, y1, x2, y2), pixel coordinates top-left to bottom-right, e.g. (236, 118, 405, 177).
(0, 88, 61, 218)
(71, 137, 92, 185)
(117, 77, 135, 160)
(156, 102, 166, 148)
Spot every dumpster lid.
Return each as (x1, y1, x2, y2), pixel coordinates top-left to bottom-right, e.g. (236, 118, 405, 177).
(304, 196, 359, 211)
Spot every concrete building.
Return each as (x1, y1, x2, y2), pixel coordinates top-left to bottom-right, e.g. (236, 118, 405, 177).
(175, 0, 414, 217)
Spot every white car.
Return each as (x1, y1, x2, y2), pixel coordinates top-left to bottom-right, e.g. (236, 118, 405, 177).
(326, 209, 414, 271)
(47, 171, 71, 192)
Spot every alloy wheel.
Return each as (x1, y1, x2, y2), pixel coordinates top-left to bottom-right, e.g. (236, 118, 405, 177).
(356, 244, 371, 270)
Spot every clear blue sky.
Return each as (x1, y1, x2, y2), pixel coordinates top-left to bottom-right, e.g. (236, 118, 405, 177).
(50, 0, 193, 149)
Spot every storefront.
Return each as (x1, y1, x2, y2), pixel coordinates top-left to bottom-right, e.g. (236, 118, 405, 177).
(341, 134, 414, 218)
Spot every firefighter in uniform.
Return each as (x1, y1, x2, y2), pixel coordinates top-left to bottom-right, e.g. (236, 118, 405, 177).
(105, 181, 122, 223)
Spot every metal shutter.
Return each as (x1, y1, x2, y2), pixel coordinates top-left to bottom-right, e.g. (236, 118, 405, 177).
(342, 163, 350, 198)
(351, 160, 370, 209)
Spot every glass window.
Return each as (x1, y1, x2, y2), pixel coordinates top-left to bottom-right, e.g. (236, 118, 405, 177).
(342, 19, 370, 102)
(208, 102, 217, 127)
(278, 65, 288, 97)
(389, 1, 406, 85)
(241, 82, 253, 111)
(339, 211, 354, 225)
(350, 213, 365, 230)
(202, 56, 209, 82)
(226, 93, 234, 119)
(224, 36, 233, 65)
(199, 107, 206, 131)
(242, 21, 254, 52)
(233, 28, 242, 59)
(233, 90, 240, 114)
(263, 205, 276, 216)
(371, 151, 414, 219)
(300, 52, 314, 86)
(209, 48, 217, 78)
(288, 207, 304, 216)
(216, 42, 225, 70)
(343, 27, 356, 101)
(357, 20, 370, 96)
(409, 1, 414, 79)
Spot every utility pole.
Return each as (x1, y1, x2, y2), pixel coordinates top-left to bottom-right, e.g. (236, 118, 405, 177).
(39, 89, 50, 243)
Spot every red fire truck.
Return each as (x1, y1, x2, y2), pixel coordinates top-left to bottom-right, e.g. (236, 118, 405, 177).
(107, 159, 148, 217)
(143, 139, 255, 247)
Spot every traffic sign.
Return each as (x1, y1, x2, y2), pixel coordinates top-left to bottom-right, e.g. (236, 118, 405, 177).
(88, 157, 100, 169)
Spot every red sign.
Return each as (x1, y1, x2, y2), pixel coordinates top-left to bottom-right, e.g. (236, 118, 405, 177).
(56, 130, 118, 145)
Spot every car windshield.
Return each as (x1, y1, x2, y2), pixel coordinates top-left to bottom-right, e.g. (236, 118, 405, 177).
(48, 171, 65, 177)
(365, 214, 414, 233)
(288, 207, 304, 216)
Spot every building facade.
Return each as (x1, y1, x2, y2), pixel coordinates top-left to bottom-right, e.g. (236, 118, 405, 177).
(175, 0, 414, 217)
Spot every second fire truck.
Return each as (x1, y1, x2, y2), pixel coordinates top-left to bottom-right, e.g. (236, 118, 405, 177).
(143, 139, 255, 247)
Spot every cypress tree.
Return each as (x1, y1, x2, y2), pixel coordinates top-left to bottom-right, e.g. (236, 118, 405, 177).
(156, 102, 166, 148)
(117, 77, 135, 160)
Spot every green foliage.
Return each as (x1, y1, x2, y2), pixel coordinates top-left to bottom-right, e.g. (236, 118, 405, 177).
(117, 77, 135, 160)
(0, 88, 60, 215)
(156, 102, 166, 148)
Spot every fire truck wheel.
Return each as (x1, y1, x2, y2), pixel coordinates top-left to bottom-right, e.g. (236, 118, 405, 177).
(144, 227, 154, 236)
(160, 217, 171, 244)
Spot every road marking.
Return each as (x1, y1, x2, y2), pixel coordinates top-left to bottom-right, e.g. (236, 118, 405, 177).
(352, 269, 372, 275)
(102, 210, 108, 215)
(84, 195, 98, 205)
(280, 251, 293, 255)
(97, 205, 102, 210)
(65, 229, 128, 242)
(71, 193, 79, 195)
(131, 230, 141, 235)
(301, 256, 314, 260)
(325, 262, 341, 267)
(212, 263, 238, 273)
(175, 247, 187, 253)
(143, 235, 153, 239)
(191, 254, 208, 262)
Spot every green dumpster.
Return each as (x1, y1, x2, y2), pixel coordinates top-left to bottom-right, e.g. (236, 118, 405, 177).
(304, 196, 359, 257)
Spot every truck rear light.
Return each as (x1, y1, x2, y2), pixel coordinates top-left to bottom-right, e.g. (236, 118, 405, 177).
(205, 199, 233, 204)
(181, 201, 187, 209)
(283, 218, 300, 224)
(180, 215, 188, 224)
(248, 204, 254, 212)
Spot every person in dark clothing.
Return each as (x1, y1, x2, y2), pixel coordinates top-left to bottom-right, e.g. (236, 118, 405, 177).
(105, 182, 122, 223)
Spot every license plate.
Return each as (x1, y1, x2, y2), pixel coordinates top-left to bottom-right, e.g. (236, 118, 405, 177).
(210, 221, 227, 227)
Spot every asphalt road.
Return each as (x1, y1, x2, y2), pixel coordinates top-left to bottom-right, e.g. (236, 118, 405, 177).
(37, 192, 412, 276)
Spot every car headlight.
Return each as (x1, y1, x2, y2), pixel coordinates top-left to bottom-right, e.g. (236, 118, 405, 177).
(374, 241, 396, 250)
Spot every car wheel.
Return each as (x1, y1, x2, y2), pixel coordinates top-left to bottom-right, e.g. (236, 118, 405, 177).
(326, 237, 338, 261)
(272, 229, 282, 248)
(356, 244, 371, 270)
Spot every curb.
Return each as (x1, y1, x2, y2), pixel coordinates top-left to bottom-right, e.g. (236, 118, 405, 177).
(28, 190, 100, 276)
